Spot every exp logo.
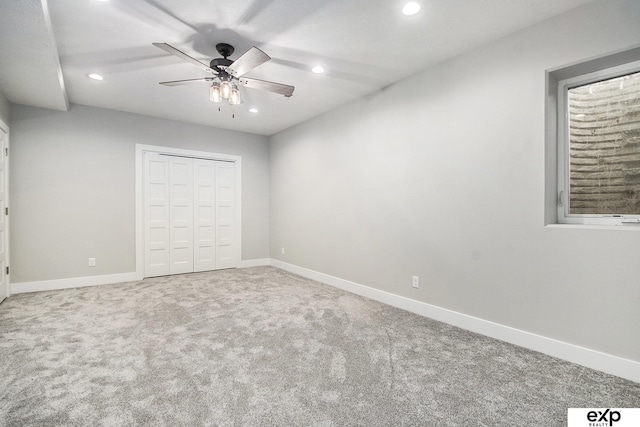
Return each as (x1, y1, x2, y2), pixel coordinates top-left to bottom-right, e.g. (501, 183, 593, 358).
(568, 408, 640, 427)
(586, 409, 621, 426)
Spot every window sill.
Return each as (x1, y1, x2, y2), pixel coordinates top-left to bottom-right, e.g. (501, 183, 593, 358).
(546, 223, 640, 231)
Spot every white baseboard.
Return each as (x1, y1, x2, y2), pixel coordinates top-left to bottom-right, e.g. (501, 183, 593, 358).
(270, 259, 640, 384)
(11, 259, 271, 295)
(10, 272, 139, 295)
(238, 258, 272, 268)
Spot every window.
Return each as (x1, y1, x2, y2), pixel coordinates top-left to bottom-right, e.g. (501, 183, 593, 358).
(555, 58, 640, 226)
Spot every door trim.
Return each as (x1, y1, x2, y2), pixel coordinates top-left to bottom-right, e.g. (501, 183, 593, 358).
(0, 119, 9, 300)
(135, 144, 241, 280)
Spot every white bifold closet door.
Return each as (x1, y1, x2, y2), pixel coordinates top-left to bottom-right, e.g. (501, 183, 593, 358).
(169, 156, 194, 274)
(214, 162, 236, 270)
(144, 152, 236, 277)
(193, 159, 216, 273)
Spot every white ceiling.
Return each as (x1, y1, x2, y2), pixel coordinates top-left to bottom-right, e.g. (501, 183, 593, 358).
(0, 0, 596, 135)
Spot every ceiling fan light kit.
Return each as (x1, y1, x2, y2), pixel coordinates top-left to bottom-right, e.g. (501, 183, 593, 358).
(154, 41, 294, 116)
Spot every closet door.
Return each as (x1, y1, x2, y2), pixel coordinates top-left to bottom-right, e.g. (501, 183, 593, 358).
(144, 153, 238, 277)
(144, 153, 170, 277)
(193, 159, 216, 272)
(215, 162, 236, 269)
(169, 157, 194, 274)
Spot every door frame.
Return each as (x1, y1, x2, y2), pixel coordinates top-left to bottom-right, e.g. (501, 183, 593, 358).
(0, 118, 8, 299)
(135, 144, 241, 280)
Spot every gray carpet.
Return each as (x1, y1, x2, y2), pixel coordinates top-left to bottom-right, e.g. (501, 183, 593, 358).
(0, 266, 638, 426)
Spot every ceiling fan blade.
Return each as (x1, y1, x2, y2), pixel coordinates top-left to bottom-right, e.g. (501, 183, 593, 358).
(153, 42, 213, 73)
(159, 77, 215, 86)
(227, 47, 270, 78)
(238, 77, 295, 97)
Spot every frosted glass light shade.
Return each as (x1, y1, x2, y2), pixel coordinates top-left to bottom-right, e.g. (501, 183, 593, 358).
(210, 82, 222, 103)
(220, 81, 232, 99)
(229, 85, 242, 105)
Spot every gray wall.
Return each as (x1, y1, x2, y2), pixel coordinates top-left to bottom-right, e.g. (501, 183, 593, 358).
(11, 104, 269, 283)
(0, 90, 9, 125)
(269, 0, 640, 362)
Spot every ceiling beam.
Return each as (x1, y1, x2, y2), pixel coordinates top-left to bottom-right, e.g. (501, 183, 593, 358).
(41, 0, 69, 111)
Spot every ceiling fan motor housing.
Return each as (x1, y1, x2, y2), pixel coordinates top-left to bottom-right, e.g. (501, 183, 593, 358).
(216, 43, 234, 58)
(211, 43, 235, 70)
(210, 58, 233, 69)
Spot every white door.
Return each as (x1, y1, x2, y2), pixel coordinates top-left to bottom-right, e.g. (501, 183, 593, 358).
(143, 153, 237, 277)
(0, 129, 7, 302)
(169, 157, 194, 274)
(215, 162, 236, 269)
(144, 153, 170, 277)
(193, 159, 216, 272)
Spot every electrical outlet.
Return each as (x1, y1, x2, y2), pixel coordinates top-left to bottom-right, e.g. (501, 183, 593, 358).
(88, 258, 96, 267)
(412, 276, 419, 289)
(281, 247, 285, 255)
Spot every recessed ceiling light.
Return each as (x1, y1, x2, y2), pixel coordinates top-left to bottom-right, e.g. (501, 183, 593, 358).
(249, 107, 259, 113)
(88, 73, 104, 81)
(312, 65, 325, 74)
(402, 2, 421, 16)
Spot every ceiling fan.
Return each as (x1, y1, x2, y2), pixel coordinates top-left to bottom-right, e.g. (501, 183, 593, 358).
(153, 42, 294, 107)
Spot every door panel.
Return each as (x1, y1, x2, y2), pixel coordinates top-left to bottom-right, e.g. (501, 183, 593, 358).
(144, 153, 170, 277)
(215, 162, 236, 269)
(169, 157, 194, 274)
(193, 159, 216, 272)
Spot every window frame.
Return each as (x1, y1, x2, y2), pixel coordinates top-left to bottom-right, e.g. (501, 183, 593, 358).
(557, 59, 640, 226)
